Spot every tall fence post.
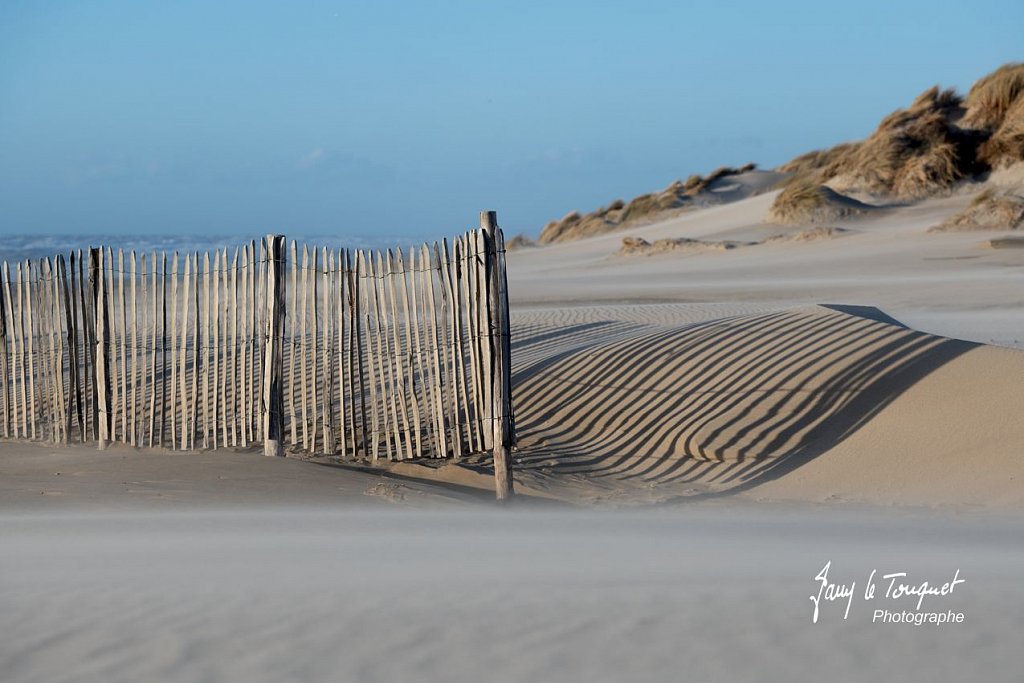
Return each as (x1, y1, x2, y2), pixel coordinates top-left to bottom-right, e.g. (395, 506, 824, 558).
(89, 248, 111, 450)
(0, 265, 8, 439)
(480, 211, 514, 501)
(263, 234, 286, 457)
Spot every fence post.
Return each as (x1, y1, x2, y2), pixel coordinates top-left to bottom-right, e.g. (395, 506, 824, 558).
(0, 265, 8, 439)
(480, 211, 514, 501)
(263, 234, 286, 456)
(89, 248, 111, 450)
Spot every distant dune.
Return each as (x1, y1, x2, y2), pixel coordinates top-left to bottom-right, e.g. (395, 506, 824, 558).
(532, 63, 1024, 241)
(537, 163, 768, 244)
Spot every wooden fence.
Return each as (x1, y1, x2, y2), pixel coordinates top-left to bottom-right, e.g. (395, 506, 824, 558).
(0, 214, 515, 493)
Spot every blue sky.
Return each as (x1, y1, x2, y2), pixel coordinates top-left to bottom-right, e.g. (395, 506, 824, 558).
(1, 0, 1021, 239)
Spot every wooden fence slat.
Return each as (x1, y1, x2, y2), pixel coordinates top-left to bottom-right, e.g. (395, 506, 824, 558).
(81, 251, 95, 441)
(397, 248, 426, 458)
(473, 230, 493, 451)
(93, 250, 110, 448)
(229, 246, 238, 448)
(262, 235, 285, 457)
(156, 252, 167, 446)
(39, 258, 53, 441)
(1, 263, 11, 438)
(336, 249, 347, 458)
(148, 252, 159, 446)
(256, 239, 266, 442)
(178, 253, 191, 450)
(219, 249, 230, 448)
(385, 250, 413, 460)
(25, 260, 38, 440)
(53, 257, 65, 443)
(363, 252, 384, 460)
(211, 250, 221, 449)
(200, 252, 210, 448)
(482, 215, 514, 501)
(377, 251, 404, 459)
(242, 242, 252, 446)
(168, 252, 179, 449)
(52, 258, 65, 443)
(422, 244, 447, 458)
(115, 249, 126, 443)
(350, 250, 367, 458)
(299, 245, 310, 451)
(15, 263, 26, 438)
(321, 247, 334, 454)
(187, 253, 199, 450)
(288, 240, 298, 447)
(478, 229, 496, 451)
(440, 240, 466, 458)
(341, 251, 353, 455)
(58, 255, 74, 443)
(70, 253, 84, 440)
(128, 251, 138, 445)
(37, 259, 51, 441)
(238, 246, 248, 447)
(4, 263, 18, 438)
(26, 259, 38, 439)
(310, 247, 320, 453)
(459, 237, 483, 452)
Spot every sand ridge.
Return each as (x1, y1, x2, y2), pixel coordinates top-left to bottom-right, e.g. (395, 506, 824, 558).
(501, 303, 1024, 506)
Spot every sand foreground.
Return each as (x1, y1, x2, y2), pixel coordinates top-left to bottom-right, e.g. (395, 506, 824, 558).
(1, 505, 1021, 683)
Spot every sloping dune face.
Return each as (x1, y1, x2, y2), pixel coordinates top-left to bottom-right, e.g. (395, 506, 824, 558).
(509, 304, 1023, 505)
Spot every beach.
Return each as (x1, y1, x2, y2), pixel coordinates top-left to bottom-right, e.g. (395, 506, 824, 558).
(3, 177, 1023, 682)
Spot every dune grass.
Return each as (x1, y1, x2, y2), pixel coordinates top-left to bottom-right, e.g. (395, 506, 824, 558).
(979, 95, 1024, 168)
(767, 182, 871, 225)
(538, 165, 759, 244)
(773, 63, 1024, 206)
(962, 63, 1024, 131)
(930, 189, 1024, 232)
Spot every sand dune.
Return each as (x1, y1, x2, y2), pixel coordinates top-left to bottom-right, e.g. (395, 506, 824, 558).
(504, 303, 1024, 506)
(507, 185, 1024, 348)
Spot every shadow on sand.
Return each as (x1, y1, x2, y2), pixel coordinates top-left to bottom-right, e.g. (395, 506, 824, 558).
(508, 305, 975, 500)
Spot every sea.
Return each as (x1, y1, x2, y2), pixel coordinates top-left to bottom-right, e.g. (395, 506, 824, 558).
(0, 233, 425, 266)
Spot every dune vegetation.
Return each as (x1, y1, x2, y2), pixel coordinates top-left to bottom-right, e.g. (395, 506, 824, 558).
(768, 63, 1024, 222)
(766, 181, 873, 224)
(538, 164, 756, 244)
(930, 188, 1024, 232)
(533, 63, 1024, 238)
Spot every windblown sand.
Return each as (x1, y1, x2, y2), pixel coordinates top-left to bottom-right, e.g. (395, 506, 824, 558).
(2, 506, 1022, 683)
(2, 175, 1023, 682)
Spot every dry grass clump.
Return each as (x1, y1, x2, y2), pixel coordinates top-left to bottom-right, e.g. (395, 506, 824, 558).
(772, 64, 1024, 206)
(618, 235, 748, 256)
(683, 163, 758, 194)
(978, 95, 1024, 168)
(763, 226, 851, 243)
(817, 91, 979, 199)
(929, 189, 1024, 232)
(777, 142, 860, 177)
(766, 182, 872, 225)
(962, 63, 1024, 131)
(987, 236, 1024, 248)
(505, 234, 537, 250)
